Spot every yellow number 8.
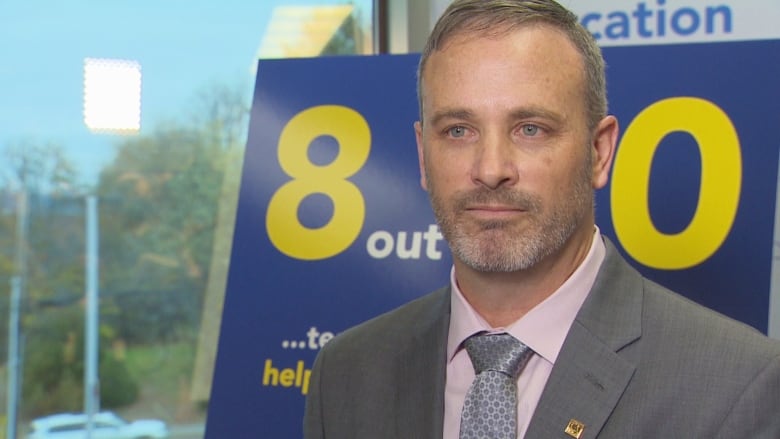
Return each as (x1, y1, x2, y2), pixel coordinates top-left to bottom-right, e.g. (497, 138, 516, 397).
(611, 97, 741, 269)
(266, 105, 370, 260)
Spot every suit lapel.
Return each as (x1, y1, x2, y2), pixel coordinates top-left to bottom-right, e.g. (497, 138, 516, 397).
(525, 239, 642, 439)
(523, 321, 636, 438)
(394, 287, 451, 439)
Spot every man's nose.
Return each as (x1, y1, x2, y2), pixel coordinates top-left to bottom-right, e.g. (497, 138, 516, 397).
(472, 134, 518, 189)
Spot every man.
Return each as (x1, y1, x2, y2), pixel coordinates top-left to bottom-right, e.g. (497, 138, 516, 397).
(304, 0, 780, 438)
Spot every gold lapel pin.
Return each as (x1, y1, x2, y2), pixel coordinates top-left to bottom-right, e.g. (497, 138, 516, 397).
(564, 419, 585, 439)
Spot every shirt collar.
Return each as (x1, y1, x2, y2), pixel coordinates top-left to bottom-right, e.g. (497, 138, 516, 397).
(447, 228, 606, 364)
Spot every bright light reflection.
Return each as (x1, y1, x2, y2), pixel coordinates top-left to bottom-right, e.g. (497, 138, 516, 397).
(258, 5, 354, 58)
(83, 58, 142, 133)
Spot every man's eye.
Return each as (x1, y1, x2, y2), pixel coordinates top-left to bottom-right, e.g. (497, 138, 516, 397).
(521, 124, 539, 136)
(448, 126, 467, 138)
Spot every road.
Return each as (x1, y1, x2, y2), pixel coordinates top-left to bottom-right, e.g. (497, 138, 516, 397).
(169, 423, 206, 438)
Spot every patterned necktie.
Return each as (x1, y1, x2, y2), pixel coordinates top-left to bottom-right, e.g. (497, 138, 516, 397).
(459, 333, 534, 439)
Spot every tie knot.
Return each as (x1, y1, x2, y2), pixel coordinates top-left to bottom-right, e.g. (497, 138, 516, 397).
(464, 333, 533, 378)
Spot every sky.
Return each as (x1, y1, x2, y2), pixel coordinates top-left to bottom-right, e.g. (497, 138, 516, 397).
(3, 0, 780, 189)
(0, 0, 368, 187)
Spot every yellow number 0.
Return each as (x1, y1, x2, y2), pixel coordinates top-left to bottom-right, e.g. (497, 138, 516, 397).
(266, 105, 370, 260)
(611, 97, 741, 269)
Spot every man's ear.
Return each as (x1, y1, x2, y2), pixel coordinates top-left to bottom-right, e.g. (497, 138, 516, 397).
(414, 121, 428, 190)
(591, 115, 619, 189)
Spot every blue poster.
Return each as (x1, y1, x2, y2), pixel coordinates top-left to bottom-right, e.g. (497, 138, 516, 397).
(206, 40, 780, 437)
(597, 40, 780, 331)
(206, 54, 447, 438)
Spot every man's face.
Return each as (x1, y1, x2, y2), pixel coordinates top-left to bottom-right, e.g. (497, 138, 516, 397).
(415, 25, 610, 273)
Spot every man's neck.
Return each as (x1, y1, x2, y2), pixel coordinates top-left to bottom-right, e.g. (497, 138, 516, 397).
(455, 227, 595, 328)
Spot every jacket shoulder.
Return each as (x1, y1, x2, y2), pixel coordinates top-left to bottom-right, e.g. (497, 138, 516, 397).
(320, 286, 450, 358)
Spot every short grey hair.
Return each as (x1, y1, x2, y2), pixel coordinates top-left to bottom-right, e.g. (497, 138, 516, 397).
(417, 0, 607, 130)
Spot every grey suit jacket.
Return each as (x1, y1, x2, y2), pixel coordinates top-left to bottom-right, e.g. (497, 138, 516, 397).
(304, 239, 780, 438)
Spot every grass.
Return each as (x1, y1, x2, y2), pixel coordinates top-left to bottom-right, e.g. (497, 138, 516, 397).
(119, 341, 206, 424)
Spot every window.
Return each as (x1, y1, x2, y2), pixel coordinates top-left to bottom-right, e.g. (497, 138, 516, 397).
(0, 1, 376, 437)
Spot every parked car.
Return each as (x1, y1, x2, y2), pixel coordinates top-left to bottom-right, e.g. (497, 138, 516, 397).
(26, 411, 168, 439)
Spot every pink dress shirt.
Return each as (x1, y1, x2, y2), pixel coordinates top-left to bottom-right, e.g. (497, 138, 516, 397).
(443, 229, 606, 439)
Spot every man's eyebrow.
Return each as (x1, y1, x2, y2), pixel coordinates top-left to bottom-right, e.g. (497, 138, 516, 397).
(508, 107, 565, 124)
(427, 108, 475, 127)
(426, 107, 566, 127)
